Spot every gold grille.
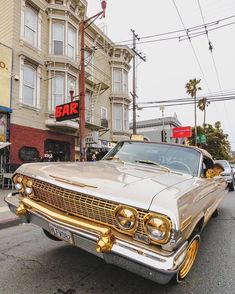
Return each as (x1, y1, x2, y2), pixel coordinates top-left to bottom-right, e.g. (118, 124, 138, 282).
(32, 179, 148, 236)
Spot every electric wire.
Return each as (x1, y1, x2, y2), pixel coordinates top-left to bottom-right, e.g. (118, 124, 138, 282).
(172, 0, 211, 93)
(197, 0, 233, 137)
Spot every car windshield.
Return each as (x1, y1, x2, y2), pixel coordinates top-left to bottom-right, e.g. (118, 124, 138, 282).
(103, 141, 201, 176)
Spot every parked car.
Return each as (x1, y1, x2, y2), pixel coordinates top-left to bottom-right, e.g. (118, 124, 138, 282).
(230, 163, 235, 176)
(214, 160, 234, 191)
(5, 141, 228, 285)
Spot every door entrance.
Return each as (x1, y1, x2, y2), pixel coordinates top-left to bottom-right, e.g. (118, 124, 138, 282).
(44, 139, 70, 162)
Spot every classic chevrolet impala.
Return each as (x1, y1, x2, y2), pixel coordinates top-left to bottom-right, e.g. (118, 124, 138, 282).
(5, 140, 228, 284)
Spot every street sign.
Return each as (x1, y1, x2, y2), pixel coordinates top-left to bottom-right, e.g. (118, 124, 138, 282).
(172, 126, 192, 138)
(55, 100, 79, 122)
(197, 134, 207, 143)
(200, 134, 207, 143)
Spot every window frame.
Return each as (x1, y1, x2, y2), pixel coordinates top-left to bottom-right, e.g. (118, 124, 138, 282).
(22, 63, 37, 107)
(112, 68, 128, 94)
(24, 4, 38, 47)
(52, 21, 65, 56)
(52, 73, 65, 108)
(113, 103, 123, 131)
(67, 25, 76, 59)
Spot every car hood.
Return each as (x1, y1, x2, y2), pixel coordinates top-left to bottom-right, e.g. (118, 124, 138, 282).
(17, 160, 192, 210)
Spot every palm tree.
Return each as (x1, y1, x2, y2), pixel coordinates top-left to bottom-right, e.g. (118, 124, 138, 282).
(197, 98, 210, 128)
(185, 79, 202, 145)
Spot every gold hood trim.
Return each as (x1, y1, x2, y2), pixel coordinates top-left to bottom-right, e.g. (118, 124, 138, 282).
(49, 175, 98, 188)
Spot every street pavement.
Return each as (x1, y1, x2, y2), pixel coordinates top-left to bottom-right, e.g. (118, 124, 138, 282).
(0, 188, 22, 229)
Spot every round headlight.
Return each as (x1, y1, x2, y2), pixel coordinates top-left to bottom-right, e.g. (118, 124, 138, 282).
(144, 214, 171, 243)
(15, 183, 23, 191)
(115, 206, 137, 231)
(25, 187, 33, 195)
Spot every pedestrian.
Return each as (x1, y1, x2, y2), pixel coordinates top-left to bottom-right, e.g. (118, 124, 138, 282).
(91, 153, 97, 161)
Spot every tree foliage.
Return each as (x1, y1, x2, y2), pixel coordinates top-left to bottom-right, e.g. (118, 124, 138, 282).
(188, 121, 231, 160)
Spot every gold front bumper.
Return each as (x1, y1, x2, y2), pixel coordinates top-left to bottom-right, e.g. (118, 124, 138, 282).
(16, 197, 115, 253)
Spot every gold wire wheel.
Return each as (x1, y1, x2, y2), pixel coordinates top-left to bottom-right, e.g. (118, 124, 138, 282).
(179, 237, 199, 279)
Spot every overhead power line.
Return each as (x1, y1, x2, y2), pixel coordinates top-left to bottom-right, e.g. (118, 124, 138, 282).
(90, 14, 235, 50)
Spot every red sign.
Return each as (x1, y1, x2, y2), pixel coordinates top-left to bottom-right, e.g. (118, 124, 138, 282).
(55, 100, 79, 122)
(172, 126, 192, 138)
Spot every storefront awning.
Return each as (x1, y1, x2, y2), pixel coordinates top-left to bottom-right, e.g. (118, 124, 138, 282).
(0, 106, 12, 113)
(0, 142, 11, 149)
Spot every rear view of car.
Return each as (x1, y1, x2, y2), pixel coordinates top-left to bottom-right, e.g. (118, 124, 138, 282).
(215, 160, 234, 191)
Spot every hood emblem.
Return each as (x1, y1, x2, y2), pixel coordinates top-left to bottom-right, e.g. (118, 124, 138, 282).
(50, 175, 97, 188)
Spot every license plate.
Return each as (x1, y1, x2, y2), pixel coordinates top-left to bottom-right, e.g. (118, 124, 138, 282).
(48, 223, 73, 244)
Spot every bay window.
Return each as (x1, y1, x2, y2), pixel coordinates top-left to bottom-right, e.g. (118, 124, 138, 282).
(52, 21, 76, 59)
(113, 103, 129, 131)
(53, 74, 65, 107)
(113, 68, 122, 92)
(113, 68, 128, 94)
(51, 72, 77, 109)
(53, 22, 64, 55)
(68, 26, 76, 59)
(113, 104, 123, 131)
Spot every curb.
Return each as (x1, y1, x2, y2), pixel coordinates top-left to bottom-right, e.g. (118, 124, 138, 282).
(0, 217, 22, 230)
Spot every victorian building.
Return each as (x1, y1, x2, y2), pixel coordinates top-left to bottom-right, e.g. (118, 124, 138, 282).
(0, 0, 133, 166)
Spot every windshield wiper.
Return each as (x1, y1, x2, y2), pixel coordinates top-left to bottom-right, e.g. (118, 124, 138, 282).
(104, 156, 124, 163)
(135, 159, 171, 172)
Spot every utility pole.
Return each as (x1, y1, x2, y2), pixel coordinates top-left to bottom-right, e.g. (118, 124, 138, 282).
(79, 1, 107, 161)
(131, 29, 146, 135)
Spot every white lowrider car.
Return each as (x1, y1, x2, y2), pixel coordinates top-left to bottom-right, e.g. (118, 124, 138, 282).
(5, 141, 228, 284)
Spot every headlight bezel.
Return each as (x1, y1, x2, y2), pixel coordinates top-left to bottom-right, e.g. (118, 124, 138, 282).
(144, 213, 172, 244)
(12, 174, 34, 197)
(114, 205, 138, 232)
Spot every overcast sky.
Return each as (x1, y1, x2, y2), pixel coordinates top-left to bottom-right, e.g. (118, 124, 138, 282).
(87, 0, 235, 150)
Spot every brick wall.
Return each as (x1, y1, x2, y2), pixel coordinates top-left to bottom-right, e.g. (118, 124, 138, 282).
(10, 124, 75, 164)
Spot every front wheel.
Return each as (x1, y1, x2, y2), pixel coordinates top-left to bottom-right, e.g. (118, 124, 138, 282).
(173, 233, 200, 284)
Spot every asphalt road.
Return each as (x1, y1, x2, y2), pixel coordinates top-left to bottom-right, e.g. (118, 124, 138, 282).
(0, 191, 234, 294)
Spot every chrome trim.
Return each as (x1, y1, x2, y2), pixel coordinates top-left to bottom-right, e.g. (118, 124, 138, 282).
(5, 193, 187, 283)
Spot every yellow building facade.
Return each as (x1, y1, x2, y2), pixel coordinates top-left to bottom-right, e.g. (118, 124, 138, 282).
(0, 0, 133, 166)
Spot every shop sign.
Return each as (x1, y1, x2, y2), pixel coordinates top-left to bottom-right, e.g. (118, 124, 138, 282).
(172, 126, 192, 138)
(85, 131, 99, 144)
(55, 100, 79, 121)
(0, 44, 12, 109)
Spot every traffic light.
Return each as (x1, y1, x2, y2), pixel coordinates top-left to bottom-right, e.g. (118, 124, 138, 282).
(161, 130, 167, 142)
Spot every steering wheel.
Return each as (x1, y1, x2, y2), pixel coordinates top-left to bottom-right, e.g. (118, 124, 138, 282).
(168, 161, 192, 174)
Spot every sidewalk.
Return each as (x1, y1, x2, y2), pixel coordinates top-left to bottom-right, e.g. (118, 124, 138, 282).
(0, 189, 22, 229)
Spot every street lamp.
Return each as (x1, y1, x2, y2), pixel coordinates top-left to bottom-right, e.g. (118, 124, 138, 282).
(69, 82, 74, 101)
(79, 0, 107, 161)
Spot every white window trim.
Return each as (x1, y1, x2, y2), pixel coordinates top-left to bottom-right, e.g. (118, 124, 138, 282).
(113, 103, 123, 131)
(112, 68, 128, 94)
(50, 71, 77, 110)
(20, 0, 41, 50)
(51, 19, 77, 59)
(101, 106, 108, 119)
(113, 103, 129, 132)
(52, 21, 65, 56)
(19, 55, 40, 109)
(67, 25, 76, 60)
